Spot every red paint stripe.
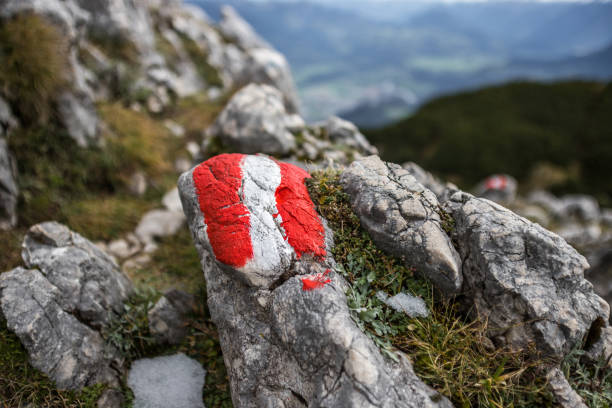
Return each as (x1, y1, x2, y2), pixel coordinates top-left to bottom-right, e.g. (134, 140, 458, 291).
(301, 269, 331, 291)
(275, 162, 326, 259)
(485, 175, 507, 191)
(192, 154, 253, 268)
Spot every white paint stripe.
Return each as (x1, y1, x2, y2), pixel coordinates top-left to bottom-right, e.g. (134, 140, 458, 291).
(239, 155, 294, 277)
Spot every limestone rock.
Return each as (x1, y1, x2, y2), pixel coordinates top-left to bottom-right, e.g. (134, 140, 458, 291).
(205, 84, 297, 156)
(219, 5, 270, 51)
(244, 48, 300, 113)
(474, 174, 518, 204)
(546, 367, 588, 408)
(376, 291, 430, 318)
(57, 92, 100, 147)
(148, 290, 196, 345)
(0, 267, 121, 390)
(134, 208, 185, 247)
(341, 156, 462, 296)
(128, 353, 206, 408)
(324, 116, 378, 155)
(0, 96, 18, 136)
(179, 154, 452, 407)
(22, 221, 133, 329)
(402, 162, 454, 201)
(444, 190, 609, 358)
(0, 136, 18, 230)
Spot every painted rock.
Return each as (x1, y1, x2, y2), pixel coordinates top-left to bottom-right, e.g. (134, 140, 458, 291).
(474, 174, 517, 204)
(178, 153, 327, 287)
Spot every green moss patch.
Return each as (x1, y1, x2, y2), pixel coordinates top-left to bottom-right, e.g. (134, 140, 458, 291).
(307, 169, 554, 407)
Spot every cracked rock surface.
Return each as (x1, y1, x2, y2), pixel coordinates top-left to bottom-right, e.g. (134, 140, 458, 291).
(179, 155, 452, 407)
(22, 221, 133, 329)
(444, 190, 609, 358)
(0, 222, 132, 390)
(341, 156, 462, 296)
(205, 84, 299, 155)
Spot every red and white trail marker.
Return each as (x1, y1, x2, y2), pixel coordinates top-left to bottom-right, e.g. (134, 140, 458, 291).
(191, 154, 327, 286)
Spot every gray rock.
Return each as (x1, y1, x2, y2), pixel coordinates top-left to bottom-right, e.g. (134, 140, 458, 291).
(178, 156, 452, 407)
(205, 84, 297, 156)
(341, 156, 463, 296)
(219, 5, 270, 51)
(148, 295, 188, 345)
(444, 190, 609, 358)
(134, 208, 185, 246)
(324, 116, 378, 155)
(546, 367, 588, 408)
(528, 191, 601, 222)
(376, 291, 430, 318)
(473, 174, 518, 204)
(244, 48, 300, 113)
(402, 161, 453, 201)
(22, 221, 133, 329)
(0, 96, 18, 136)
(0, 267, 120, 390)
(0, 136, 18, 230)
(128, 353, 206, 408)
(57, 92, 100, 147)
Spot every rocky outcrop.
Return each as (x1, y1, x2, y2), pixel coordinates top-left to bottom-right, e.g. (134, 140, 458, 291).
(179, 154, 452, 407)
(218, 5, 270, 51)
(324, 116, 378, 156)
(402, 161, 453, 200)
(341, 156, 463, 296)
(0, 107, 18, 229)
(22, 221, 133, 328)
(205, 84, 300, 156)
(0, 222, 133, 391)
(444, 190, 609, 358)
(474, 174, 517, 204)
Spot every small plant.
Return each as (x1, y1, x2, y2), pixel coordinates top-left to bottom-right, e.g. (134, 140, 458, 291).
(563, 345, 612, 407)
(0, 13, 69, 123)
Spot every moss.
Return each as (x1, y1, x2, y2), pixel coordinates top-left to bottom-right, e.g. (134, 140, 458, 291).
(0, 13, 69, 123)
(0, 319, 106, 407)
(307, 169, 554, 407)
(177, 33, 223, 88)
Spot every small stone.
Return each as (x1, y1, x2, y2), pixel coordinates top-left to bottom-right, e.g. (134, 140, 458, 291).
(164, 120, 185, 138)
(376, 291, 429, 318)
(148, 296, 188, 345)
(135, 209, 185, 246)
(128, 353, 206, 408)
(546, 367, 588, 408)
(128, 171, 147, 196)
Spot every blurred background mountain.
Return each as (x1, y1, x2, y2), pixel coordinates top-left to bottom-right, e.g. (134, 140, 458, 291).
(190, 0, 612, 125)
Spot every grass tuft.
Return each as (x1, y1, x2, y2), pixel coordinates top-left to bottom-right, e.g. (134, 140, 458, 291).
(563, 345, 612, 407)
(0, 14, 69, 123)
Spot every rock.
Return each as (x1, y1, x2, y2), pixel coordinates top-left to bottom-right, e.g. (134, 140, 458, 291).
(0, 136, 18, 230)
(128, 171, 147, 196)
(528, 191, 601, 222)
(585, 326, 612, 368)
(186, 141, 200, 159)
(219, 5, 270, 51)
(402, 161, 453, 200)
(0, 267, 121, 390)
(602, 209, 612, 227)
(22, 221, 133, 329)
(244, 48, 300, 113)
(376, 291, 430, 318)
(444, 190, 609, 358)
(56, 92, 100, 147)
(340, 156, 462, 296)
(474, 174, 518, 204)
(96, 388, 124, 408)
(128, 353, 206, 408)
(107, 238, 140, 260)
(162, 187, 183, 213)
(324, 116, 378, 155)
(134, 209, 185, 246)
(164, 120, 185, 138)
(179, 154, 452, 407)
(148, 295, 188, 345)
(0, 96, 18, 136)
(205, 84, 297, 156)
(556, 222, 602, 248)
(174, 157, 191, 173)
(546, 367, 588, 408)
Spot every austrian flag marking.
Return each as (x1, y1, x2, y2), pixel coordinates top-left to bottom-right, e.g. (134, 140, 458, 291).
(192, 154, 327, 281)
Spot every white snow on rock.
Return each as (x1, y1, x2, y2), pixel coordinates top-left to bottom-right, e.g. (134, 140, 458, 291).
(128, 353, 206, 408)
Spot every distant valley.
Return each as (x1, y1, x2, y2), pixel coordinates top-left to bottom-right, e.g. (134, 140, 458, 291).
(190, 0, 612, 126)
